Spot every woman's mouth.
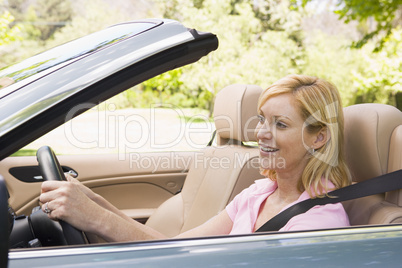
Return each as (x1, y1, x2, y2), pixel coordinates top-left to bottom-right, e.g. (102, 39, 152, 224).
(260, 146, 279, 153)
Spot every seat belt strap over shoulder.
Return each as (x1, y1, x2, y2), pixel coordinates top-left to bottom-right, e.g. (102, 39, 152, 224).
(255, 169, 402, 232)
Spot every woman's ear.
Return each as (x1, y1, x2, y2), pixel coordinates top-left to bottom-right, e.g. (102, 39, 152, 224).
(312, 127, 330, 150)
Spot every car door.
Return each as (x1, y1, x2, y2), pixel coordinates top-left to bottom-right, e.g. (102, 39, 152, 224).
(1, 152, 192, 223)
(1, 98, 215, 223)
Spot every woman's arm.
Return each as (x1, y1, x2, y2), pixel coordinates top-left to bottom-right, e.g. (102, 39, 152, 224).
(65, 176, 134, 223)
(86, 205, 233, 242)
(40, 179, 168, 242)
(40, 178, 234, 242)
(175, 210, 233, 238)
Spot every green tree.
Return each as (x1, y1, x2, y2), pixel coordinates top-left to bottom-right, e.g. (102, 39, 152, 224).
(6, 0, 72, 41)
(0, 11, 21, 46)
(302, 30, 368, 106)
(352, 29, 402, 108)
(152, 0, 304, 113)
(46, 0, 145, 48)
(295, 0, 402, 51)
(28, 0, 73, 40)
(4, 0, 25, 22)
(0, 10, 23, 70)
(335, 0, 402, 51)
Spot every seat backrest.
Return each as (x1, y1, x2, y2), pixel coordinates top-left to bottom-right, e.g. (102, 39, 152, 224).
(342, 103, 402, 225)
(145, 84, 264, 236)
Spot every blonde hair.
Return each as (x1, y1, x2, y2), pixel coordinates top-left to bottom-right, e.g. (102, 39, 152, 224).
(258, 74, 351, 197)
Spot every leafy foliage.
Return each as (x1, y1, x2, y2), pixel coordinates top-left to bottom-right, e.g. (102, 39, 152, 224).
(0, 10, 23, 71)
(295, 0, 402, 52)
(6, 0, 73, 41)
(335, 0, 402, 51)
(352, 29, 402, 107)
(1, 0, 401, 112)
(152, 0, 304, 113)
(302, 31, 367, 106)
(0, 11, 21, 46)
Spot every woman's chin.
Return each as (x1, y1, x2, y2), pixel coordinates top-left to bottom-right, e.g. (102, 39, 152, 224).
(259, 156, 286, 170)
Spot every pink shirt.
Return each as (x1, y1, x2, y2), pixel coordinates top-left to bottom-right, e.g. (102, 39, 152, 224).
(226, 178, 350, 234)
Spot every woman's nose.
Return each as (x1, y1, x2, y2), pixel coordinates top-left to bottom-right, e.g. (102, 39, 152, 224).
(256, 123, 273, 140)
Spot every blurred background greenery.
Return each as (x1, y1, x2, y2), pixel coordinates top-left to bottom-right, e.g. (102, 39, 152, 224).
(1, 0, 401, 116)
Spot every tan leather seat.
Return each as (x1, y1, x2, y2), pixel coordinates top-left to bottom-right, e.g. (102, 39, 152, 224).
(145, 84, 264, 237)
(343, 104, 402, 225)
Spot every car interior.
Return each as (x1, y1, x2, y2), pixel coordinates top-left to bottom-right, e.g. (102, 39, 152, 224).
(145, 84, 264, 237)
(2, 82, 402, 247)
(342, 103, 402, 225)
(146, 84, 402, 236)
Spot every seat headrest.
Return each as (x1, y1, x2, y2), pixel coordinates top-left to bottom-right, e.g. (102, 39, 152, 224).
(213, 84, 263, 145)
(344, 103, 402, 182)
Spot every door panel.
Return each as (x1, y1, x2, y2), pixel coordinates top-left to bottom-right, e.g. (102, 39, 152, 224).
(0, 151, 193, 221)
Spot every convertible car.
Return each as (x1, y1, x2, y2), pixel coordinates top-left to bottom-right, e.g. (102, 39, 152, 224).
(1, 19, 402, 267)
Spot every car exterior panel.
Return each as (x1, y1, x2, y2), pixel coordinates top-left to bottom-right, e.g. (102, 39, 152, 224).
(8, 225, 402, 267)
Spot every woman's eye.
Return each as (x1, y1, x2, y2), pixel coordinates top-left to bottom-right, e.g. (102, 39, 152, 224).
(257, 115, 265, 123)
(276, 121, 287, 129)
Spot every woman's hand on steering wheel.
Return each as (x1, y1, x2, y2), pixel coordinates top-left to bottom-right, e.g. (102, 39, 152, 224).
(36, 145, 90, 245)
(39, 178, 100, 233)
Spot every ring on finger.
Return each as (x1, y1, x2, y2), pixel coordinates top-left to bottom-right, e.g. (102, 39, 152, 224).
(44, 202, 51, 214)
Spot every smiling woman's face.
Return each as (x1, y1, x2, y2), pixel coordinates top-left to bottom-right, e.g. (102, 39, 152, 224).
(256, 93, 317, 178)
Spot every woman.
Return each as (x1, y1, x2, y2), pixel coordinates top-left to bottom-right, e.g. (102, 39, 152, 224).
(40, 74, 351, 241)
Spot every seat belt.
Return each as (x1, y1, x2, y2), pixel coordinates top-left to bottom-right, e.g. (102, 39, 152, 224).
(255, 169, 402, 232)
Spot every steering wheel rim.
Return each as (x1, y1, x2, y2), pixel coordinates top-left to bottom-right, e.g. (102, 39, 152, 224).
(36, 146, 87, 245)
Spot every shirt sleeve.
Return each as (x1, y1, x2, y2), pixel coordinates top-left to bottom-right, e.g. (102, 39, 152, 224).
(280, 203, 350, 231)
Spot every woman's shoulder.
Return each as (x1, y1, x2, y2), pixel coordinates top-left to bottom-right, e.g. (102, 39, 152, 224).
(281, 179, 350, 231)
(281, 202, 350, 231)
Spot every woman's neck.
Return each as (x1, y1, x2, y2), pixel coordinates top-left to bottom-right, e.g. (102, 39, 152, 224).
(274, 171, 303, 203)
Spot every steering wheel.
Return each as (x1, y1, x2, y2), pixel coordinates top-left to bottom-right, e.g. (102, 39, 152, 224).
(36, 146, 87, 245)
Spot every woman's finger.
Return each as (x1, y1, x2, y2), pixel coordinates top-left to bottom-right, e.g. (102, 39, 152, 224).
(65, 173, 72, 182)
(64, 170, 78, 181)
(42, 201, 53, 215)
(41, 180, 65, 193)
(39, 188, 62, 204)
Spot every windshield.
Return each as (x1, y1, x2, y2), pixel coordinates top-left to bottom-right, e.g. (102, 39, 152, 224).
(0, 21, 160, 97)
